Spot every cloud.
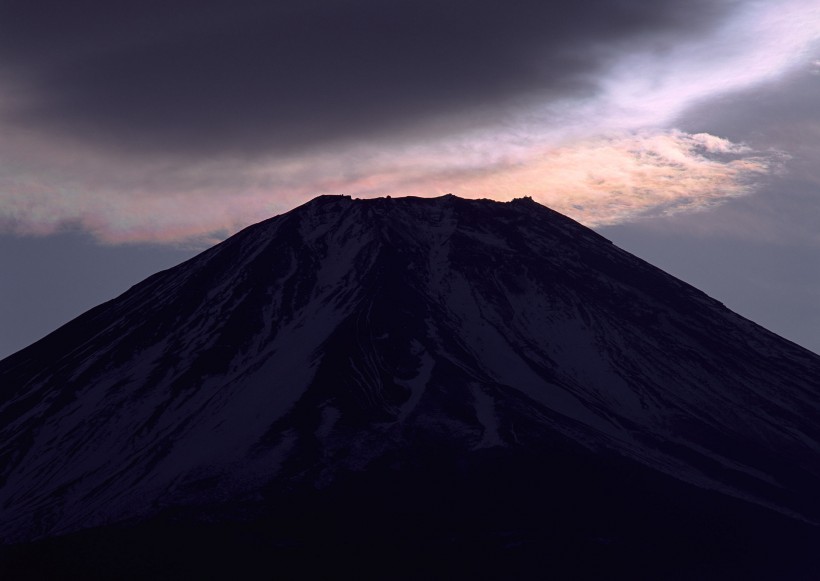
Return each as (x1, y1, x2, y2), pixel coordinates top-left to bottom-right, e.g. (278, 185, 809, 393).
(448, 131, 774, 226)
(0, 0, 817, 244)
(0, 128, 773, 243)
(314, 130, 775, 227)
(0, 0, 731, 156)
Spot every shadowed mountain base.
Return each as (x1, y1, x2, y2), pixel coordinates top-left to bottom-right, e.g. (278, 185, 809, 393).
(2, 443, 818, 580)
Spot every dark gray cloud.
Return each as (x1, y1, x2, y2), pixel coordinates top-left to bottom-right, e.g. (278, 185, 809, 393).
(680, 68, 820, 150)
(675, 67, 820, 245)
(0, 0, 732, 156)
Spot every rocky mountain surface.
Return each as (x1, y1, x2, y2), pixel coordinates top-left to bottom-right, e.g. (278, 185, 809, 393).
(1, 194, 819, 579)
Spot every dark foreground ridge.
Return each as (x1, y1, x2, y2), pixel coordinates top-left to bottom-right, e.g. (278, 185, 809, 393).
(2, 195, 820, 579)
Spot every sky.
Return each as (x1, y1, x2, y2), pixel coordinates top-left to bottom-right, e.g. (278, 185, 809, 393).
(1, 0, 820, 358)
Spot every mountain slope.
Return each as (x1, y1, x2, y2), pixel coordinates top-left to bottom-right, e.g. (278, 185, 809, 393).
(1, 194, 820, 578)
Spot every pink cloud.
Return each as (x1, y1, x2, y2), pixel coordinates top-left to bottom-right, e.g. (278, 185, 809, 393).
(0, 128, 773, 244)
(444, 131, 773, 226)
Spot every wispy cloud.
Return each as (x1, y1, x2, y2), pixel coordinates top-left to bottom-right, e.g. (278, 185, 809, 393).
(449, 131, 776, 226)
(0, 130, 774, 243)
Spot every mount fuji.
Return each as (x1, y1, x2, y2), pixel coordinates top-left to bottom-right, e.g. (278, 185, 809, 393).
(1, 195, 819, 579)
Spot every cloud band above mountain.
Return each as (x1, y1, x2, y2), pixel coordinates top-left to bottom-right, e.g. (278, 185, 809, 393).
(0, 0, 817, 243)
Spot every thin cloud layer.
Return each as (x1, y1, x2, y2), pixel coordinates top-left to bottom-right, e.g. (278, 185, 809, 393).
(458, 132, 775, 226)
(0, 130, 773, 243)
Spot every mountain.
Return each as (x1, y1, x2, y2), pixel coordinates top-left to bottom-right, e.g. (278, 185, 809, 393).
(1, 194, 820, 579)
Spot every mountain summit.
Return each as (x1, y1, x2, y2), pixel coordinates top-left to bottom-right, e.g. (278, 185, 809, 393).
(2, 195, 820, 579)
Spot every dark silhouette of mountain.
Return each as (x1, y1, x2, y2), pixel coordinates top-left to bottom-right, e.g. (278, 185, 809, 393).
(1, 195, 819, 579)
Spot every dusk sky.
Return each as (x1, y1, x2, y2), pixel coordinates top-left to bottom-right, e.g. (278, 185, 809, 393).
(1, 0, 819, 358)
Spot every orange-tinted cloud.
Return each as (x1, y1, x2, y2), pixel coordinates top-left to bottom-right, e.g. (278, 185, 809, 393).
(0, 129, 773, 243)
(445, 131, 775, 226)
